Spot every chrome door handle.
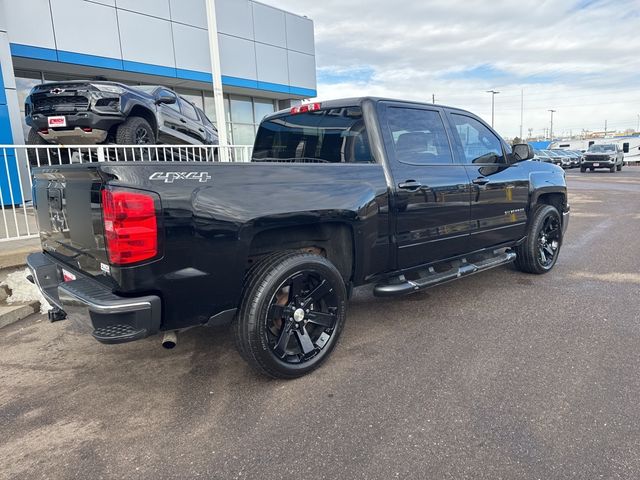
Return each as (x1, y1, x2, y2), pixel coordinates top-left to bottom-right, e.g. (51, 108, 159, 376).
(472, 177, 489, 185)
(398, 180, 423, 192)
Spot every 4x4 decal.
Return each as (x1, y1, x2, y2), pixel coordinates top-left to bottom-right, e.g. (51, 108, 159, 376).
(149, 172, 212, 183)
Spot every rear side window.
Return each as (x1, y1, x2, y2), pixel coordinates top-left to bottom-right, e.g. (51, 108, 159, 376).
(179, 97, 199, 121)
(197, 107, 215, 129)
(385, 107, 453, 165)
(450, 114, 505, 164)
(252, 107, 373, 163)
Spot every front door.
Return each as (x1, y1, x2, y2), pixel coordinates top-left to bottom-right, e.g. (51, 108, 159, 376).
(446, 112, 529, 250)
(379, 102, 473, 269)
(156, 89, 187, 145)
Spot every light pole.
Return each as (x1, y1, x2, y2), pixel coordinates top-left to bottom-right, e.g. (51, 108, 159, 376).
(519, 89, 523, 140)
(205, 0, 229, 161)
(486, 90, 500, 128)
(548, 109, 556, 141)
(637, 114, 639, 133)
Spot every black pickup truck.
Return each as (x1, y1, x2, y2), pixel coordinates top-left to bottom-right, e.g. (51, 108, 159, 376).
(27, 97, 569, 378)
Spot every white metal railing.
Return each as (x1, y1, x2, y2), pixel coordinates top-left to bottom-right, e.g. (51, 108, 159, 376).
(0, 144, 253, 242)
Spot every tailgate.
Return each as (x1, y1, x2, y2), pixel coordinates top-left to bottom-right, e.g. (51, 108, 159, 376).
(33, 165, 108, 276)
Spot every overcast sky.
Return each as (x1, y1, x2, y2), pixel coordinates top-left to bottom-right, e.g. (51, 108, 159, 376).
(268, 0, 640, 139)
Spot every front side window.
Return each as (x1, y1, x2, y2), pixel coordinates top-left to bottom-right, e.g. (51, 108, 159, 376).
(385, 107, 453, 165)
(253, 107, 373, 163)
(450, 114, 505, 164)
(157, 89, 180, 112)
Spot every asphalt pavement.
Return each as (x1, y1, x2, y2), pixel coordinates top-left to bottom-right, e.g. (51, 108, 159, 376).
(2, 167, 640, 480)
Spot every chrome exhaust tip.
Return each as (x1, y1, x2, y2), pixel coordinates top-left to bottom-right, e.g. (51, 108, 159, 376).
(161, 331, 177, 349)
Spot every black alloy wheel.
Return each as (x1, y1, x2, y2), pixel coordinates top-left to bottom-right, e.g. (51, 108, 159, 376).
(266, 270, 340, 364)
(537, 212, 561, 269)
(134, 126, 151, 145)
(234, 251, 347, 378)
(514, 204, 563, 274)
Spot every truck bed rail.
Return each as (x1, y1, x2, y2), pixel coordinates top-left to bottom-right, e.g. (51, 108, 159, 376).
(0, 144, 252, 241)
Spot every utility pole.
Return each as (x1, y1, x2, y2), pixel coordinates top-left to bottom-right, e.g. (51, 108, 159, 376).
(604, 120, 607, 137)
(205, 0, 229, 161)
(519, 89, 523, 140)
(637, 113, 639, 133)
(528, 128, 533, 140)
(486, 90, 499, 128)
(548, 109, 556, 141)
(432, 93, 435, 104)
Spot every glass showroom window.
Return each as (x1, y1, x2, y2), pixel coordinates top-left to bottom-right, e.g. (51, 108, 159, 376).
(227, 95, 276, 145)
(14, 70, 43, 141)
(254, 98, 275, 124)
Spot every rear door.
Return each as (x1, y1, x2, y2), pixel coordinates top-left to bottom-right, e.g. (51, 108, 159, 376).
(178, 97, 207, 144)
(379, 101, 473, 268)
(445, 111, 529, 250)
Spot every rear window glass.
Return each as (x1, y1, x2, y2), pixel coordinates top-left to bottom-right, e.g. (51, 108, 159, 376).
(252, 107, 373, 163)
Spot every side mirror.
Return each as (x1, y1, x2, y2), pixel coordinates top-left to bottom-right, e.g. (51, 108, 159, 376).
(155, 93, 176, 105)
(512, 143, 534, 162)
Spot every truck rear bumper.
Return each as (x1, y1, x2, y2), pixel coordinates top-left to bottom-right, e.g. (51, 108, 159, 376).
(26, 252, 161, 344)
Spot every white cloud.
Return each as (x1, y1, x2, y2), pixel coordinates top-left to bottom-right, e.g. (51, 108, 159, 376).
(270, 0, 640, 138)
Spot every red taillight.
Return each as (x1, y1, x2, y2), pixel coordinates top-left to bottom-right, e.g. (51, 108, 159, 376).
(82, 127, 93, 132)
(290, 102, 321, 114)
(101, 189, 159, 266)
(39, 128, 49, 134)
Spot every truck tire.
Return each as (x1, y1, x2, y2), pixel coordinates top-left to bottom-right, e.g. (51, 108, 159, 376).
(26, 128, 49, 166)
(617, 162, 622, 171)
(26, 128, 73, 166)
(233, 251, 347, 379)
(514, 204, 563, 274)
(115, 116, 156, 160)
(609, 165, 615, 173)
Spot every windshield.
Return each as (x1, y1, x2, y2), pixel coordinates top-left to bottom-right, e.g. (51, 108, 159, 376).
(134, 85, 159, 94)
(588, 144, 615, 153)
(252, 107, 373, 163)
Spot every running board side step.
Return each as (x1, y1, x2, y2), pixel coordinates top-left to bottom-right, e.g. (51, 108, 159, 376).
(373, 251, 516, 297)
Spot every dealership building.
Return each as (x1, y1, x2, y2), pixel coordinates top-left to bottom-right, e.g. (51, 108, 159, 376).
(0, 0, 317, 147)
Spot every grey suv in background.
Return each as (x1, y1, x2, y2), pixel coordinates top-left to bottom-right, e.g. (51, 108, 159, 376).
(580, 144, 624, 173)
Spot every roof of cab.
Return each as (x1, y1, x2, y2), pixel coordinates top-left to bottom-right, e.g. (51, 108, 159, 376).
(263, 97, 475, 122)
